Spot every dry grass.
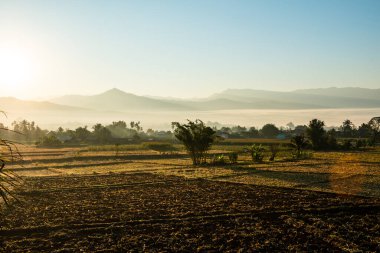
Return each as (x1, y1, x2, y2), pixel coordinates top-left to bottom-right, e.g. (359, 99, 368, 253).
(6, 144, 380, 197)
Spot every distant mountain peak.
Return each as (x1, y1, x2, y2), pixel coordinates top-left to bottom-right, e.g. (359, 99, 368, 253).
(100, 88, 127, 95)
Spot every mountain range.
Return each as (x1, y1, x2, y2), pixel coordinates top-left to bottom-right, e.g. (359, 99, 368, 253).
(1, 87, 380, 115)
(1, 87, 379, 129)
(48, 87, 380, 112)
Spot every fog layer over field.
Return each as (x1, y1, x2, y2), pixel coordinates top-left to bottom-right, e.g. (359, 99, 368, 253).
(3, 108, 379, 130)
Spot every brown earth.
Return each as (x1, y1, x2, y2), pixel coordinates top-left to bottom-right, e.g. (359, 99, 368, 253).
(1, 172, 379, 252)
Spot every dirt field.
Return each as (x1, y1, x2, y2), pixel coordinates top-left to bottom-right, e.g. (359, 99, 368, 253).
(1, 146, 380, 251)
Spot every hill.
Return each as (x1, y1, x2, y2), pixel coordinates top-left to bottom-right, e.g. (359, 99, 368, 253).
(50, 87, 380, 111)
(51, 88, 191, 112)
(209, 88, 380, 108)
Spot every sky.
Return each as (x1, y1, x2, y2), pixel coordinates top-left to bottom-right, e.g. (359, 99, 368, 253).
(0, 0, 379, 99)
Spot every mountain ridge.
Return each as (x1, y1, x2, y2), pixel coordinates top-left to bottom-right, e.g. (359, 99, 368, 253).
(49, 87, 380, 111)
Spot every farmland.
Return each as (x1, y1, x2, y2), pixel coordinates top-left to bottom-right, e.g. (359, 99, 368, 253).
(1, 144, 380, 251)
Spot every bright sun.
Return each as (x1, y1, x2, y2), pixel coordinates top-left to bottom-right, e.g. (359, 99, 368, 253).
(0, 47, 34, 91)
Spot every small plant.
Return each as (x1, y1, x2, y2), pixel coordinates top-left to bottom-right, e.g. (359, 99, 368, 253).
(246, 144, 265, 163)
(211, 154, 226, 165)
(228, 152, 238, 164)
(269, 144, 280, 161)
(290, 134, 308, 157)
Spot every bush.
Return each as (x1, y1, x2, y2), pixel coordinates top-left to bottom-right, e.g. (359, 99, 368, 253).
(269, 144, 280, 161)
(37, 135, 62, 147)
(210, 154, 226, 165)
(246, 144, 265, 163)
(228, 152, 238, 164)
(341, 139, 352, 150)
(142, 142, 177, 154)
(172, 120, 216, 165)
(291, 134, 308, 156)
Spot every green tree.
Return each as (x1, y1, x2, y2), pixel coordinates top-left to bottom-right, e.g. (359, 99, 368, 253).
(369, 117, 380, 144)
(75, 126, 91, 142)
(172, 120, 216, 165)
(260, 123, 280, 138)
(306, 119, 326, 150)
(291, 134, 308, 157)
(92, 123, 112, 144)
(340, 119, 355, 137)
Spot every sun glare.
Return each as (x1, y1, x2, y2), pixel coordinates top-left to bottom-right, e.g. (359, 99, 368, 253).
(0, 47, 35, 92)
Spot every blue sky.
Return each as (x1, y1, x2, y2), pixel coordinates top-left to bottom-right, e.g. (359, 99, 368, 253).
(0, 0, 379, 98)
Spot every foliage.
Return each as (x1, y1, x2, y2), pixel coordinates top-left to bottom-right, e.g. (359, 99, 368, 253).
(92, 123, 112, 144)
(246, 144, 265, 163)
(368, 117, 380, 144)
(341, 139, 352, 150)
(36, 135, 63, 147)
(340, 119, 355, 138)
(210, 154, 226, 165)
(269, 144, 280, 161)
(228, 152, 238, 164)
(172, 120, 216, 165)
(74, 126, 91, 142)
(306, 119, 326, 150)
(260, 123, 280, 138)
(142, 142, 177, 154)
(290, 134, 308, 157)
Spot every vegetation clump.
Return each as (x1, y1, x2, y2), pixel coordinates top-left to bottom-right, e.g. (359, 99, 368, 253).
(142, 142, 177, 154)
(172, 120, 216, 165)
(210, 154, 226, 165)
(36, 135, 62, 147)
(246, 144, 265, 163)
(290, 134, 308, 158)
(228, 152, 238, 164)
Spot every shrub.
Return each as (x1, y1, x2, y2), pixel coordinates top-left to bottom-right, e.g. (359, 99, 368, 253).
(246, 144, 265, 163)
(211, 154, 226, 165)
(341, 139, 352, 150)
(142, 142, 177, 154)
(291, 134, 308, 157)
(269, 144, 280, 161)
(37, 135, 62, 147)
(228, 152, 238, 164)
(172, 120, 216, 165)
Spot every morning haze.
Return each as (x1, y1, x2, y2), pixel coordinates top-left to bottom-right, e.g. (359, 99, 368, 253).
(1, 1, 380, 252)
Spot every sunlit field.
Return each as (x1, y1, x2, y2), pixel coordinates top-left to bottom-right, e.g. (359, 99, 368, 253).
(1, 141, 379, 251)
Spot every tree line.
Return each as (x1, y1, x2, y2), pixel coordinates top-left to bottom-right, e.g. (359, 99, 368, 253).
(0, 117, 379, 147)
(172, 117, 380, 165)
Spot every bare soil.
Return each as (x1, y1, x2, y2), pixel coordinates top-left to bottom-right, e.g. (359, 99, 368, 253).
(1, 172, 379, 252)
